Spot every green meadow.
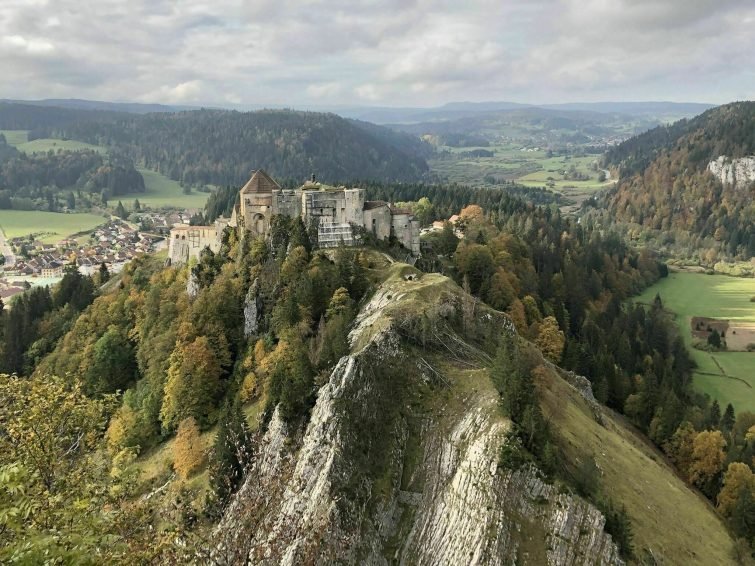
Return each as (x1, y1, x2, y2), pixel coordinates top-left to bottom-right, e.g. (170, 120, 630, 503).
(634, 272, 755, 413)
(17, 138, 107, 154)
(0, 210, 107, 243)
(0, 129, 30, 146)
(122, 168, 211, 210)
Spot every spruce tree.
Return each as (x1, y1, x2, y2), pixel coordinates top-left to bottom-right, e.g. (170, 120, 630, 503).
(721, 403, 736, 432)
(708, 400, 722, 429)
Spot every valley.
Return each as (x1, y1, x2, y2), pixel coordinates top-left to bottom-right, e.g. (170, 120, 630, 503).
(635, 272, 755, 413)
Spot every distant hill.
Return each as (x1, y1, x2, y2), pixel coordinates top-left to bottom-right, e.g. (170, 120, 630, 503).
(335, 100, 712, 125)
(20, 106, 430, 185)
(0, 102, 123, 131)
(0, 98, 194, 114)
(599, 101, 755, 260)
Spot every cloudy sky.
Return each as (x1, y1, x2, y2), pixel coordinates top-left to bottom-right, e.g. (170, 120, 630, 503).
(1, 0, 753, 108)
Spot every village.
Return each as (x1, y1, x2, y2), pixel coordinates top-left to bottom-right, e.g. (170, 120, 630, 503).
(0, 211, 188, 304)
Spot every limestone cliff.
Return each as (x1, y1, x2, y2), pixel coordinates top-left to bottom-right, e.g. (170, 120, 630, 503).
(707, 155, 755, 188)
(213, 265, 736, 565)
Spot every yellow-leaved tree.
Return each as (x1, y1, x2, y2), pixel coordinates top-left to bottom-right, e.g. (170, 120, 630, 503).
(535, 316, 565, 363)
(161, 335, 221, 431)
(689, 430, 726, 488)
(173, 417, 204, 479)
(717, 462, 755, 517)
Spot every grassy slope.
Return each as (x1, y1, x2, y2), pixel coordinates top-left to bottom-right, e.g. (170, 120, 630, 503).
(0, 210, 107, 243)
(634, 272, 755, 413)
(364, 257, 736, 563)
(538, 361, 736, 564)
(0, 129, 29, 146)
(122, 168, 210, 210)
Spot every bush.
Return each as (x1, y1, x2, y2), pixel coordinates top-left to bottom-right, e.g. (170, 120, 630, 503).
(746, 343, 755, 352)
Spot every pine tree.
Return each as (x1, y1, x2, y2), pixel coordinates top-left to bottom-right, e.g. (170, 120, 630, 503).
(708, 400, 722, 429)
(721, 403, 736, 432)
(115, 200, 127, 220)
(98, 262, 110, 285)
(133, 198, 141, 211)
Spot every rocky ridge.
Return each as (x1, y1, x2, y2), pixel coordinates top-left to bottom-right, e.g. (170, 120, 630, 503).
(213, 267, 623, 565)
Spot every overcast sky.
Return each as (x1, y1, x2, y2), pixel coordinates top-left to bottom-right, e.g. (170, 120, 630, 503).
(1, 0, 753, 108)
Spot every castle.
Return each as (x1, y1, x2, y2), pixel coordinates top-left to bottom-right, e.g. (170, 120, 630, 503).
(168, 170, 420, 264)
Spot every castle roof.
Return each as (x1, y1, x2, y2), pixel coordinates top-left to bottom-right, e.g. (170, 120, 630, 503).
(240, 169, 280, 194)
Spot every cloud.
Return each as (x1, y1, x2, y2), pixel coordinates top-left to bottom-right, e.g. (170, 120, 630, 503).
(0, 0, 752, 106)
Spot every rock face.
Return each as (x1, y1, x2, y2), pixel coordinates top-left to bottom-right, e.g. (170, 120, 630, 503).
(708, 155, 755, 188)
(213, 271, 623, 565)
(243, 279, 261, 338)
(186, 270, 199, 298)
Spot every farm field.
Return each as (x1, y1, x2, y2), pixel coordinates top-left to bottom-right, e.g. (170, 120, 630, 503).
(0, 210, 107, 243)
(121, 168, 211, 209)
(0, 129, 30, 146)
(16, 137, 107, 154)
(429, 144, 612, 209)
(634, 271, 755, 413)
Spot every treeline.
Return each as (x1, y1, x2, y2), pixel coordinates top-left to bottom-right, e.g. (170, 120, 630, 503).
(28, 108, 430, 186)
(0, 148, 144, 210)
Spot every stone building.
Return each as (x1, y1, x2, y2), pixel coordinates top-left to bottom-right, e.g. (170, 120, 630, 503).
(169, 169, 421, 264)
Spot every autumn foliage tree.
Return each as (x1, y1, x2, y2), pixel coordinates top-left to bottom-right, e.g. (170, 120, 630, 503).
(173, 417, 204, 480)
(690, 430, 726, 495)
(161, 334, 222, 431)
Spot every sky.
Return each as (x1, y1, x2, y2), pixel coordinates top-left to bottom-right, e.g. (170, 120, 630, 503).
(1, 0, 753, 108)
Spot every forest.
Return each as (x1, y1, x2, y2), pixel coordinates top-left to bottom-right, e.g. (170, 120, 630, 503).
(0, 135, 144, 210)
(7, 106, 432, 187)
(594, 101, 755, 263)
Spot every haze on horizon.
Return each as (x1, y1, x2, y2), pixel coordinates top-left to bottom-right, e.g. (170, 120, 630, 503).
(1, 0, 753, 109)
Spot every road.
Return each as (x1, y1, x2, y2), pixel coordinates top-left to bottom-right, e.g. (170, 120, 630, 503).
(0, 226, 16, 269)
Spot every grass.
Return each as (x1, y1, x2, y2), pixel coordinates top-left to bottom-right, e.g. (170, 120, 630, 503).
(0, 210, 107, 243)
(0, 129, 29, 146)
(538, 360, 736, 564)
(119, 168, 211, 210)
(15, 137, 107, 154)
(634, 272, 755, 412)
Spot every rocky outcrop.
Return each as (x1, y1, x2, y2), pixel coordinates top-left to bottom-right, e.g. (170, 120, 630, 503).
(243, 279, 261, 338)
(214, 271, 623, 565)
(186, 269, 199, 298)
(707, 155, 755, 188)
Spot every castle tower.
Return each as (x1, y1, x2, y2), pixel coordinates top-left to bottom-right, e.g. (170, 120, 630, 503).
(239, 170, 280, 237)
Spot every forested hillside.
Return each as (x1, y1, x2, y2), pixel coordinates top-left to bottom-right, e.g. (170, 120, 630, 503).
(0, 143, 144, 210)
(2, 179, 751, 561)
(22, 107, 430, 185)
(594, 102, 755, 262)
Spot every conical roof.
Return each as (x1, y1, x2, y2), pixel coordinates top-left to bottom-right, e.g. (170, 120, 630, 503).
(240, 169, 280, 194)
